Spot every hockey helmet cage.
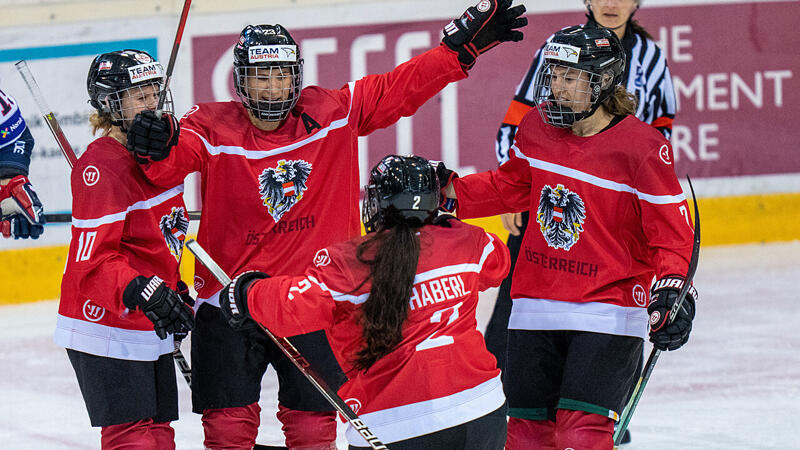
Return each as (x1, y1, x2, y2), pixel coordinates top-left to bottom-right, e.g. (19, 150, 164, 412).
(362, 155, 440, 233)
(87, 49, 172, 127)
(533, 25, 626, 127)
(233, 24, 304, 122)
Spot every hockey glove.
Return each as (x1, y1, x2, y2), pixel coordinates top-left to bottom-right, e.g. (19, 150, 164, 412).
(173, 280, 196, 349)
(431, 160, 459, 213)
(123, 275, 195, 340)
(442, 0, 527, 70)
(0, 175, 45, 239)
(220, 271, 270, 330)
(0, 215, 44, 239)
(648, 276, 698, 351)
(127, 110, 180, 164)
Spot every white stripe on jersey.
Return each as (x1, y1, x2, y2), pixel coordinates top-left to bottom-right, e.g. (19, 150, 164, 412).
(71, 184, 184, 228)
(510, 145, 686, 205)
(346, 374, 505, 446)
(313, 233, 501, 305)
(54, 314, 175, 360)
(183, 82, 356, 159)
(508, 297, 649, 339)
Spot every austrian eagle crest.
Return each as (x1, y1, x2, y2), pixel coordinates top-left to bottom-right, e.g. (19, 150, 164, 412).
(536, 184, 586, 251)
(258, 159, 312, 222)
(160, 206, 189, 261)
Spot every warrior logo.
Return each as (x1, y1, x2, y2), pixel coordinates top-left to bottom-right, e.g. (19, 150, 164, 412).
(536, 184, 586, 251)
(160, 206, 189, 261)
(258, 159, 312, 222)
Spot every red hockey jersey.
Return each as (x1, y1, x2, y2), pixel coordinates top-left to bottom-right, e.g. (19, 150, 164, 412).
(141, 44, 467, 306)
(453, 112, 694, 339)
(56, 137, 188, 361)
(246, 220, 510, 445)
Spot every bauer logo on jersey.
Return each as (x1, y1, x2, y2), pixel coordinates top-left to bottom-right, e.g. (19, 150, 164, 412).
(248, 45, 298, 63)
(160, 206, 189, 261)
(536, 184, 586, 251)
(127, 62, 164, 84)
(259, 159, 312, 222)
(543, 43, 581, 64)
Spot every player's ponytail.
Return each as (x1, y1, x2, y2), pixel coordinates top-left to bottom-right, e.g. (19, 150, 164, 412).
(603, 85, 637, 116)
(352, 212, 420, 372)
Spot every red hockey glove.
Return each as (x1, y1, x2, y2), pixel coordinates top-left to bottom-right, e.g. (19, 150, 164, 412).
(127, 110, 180, 164)
(648, 276, 698, 351)
(220, 271, 270, 330)
(0, 175, 45, 239)
(442, 0, 527, 70)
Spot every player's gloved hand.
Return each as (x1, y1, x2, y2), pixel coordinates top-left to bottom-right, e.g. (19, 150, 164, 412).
(127, 110, 180, 164)
(442, 0, 527, 70)
(172, 280, 196, 350)
(0, 175, 45, 239)
(0, 215, 45, 239)
(648, 276, 698, 351)
(430, 160, 459, 213)
(123, 275, 195, 340)
(219, 271, 270, 330)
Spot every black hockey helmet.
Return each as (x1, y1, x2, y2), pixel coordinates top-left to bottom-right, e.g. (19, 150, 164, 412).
(362, 155, 440, 233)
(87, 49, 171, 128)
(233, 24, 303, 122)
(533, 25, 626, 127)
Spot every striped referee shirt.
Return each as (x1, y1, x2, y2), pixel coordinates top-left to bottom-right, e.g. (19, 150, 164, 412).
(495, 21, 677, 164)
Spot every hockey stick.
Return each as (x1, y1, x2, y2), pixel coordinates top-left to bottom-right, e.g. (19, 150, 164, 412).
(16, 58, 203, 222)
(15, 60, 77, 168)
(44, 210, 201, 223)
(185, 239, 389, 450)
(613, 175, 701, 446)
(155, 0, 192, 116)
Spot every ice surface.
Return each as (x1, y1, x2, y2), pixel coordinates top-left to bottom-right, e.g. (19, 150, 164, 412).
(1, 242, 798, 449)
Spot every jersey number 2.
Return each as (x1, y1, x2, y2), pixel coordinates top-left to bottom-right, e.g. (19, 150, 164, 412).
(416, 302, 463, 351)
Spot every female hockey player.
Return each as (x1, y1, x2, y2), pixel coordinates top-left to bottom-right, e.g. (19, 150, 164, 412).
(122, 1, 526, 448)
(487, 0, 678, 380)
(56, 50, 195, 449)
(0, 88, 45, 239)
(219, 155, 511, 449)
(442, 26, 697, 449)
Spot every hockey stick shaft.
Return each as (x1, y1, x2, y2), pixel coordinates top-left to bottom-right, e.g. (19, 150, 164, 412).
(613, 175, 701, 446)
(44, 210, 201, 223)
(155, 0, 192, 115)
(15, 60, 78, 168)
(173, 342, 192, 388)
(185, 239, 388, 450)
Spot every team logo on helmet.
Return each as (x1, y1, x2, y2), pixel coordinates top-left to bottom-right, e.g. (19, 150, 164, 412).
(160, 206, 189, 261)
(258, 159, 312, 222)
(536, 184, 586, 251)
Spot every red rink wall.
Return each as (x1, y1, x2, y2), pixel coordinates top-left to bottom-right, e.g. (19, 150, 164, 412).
(190, 2, 800, 181)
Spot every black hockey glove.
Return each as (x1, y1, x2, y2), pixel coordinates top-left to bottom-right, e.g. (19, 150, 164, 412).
(173, 280, 196, 348)
(123, 275, 195, 340)
(220, 271, 270, 330)
(431, 160, 459, 213)
(127, 110, 180, 164)
(648, 276, 698, 351)
(442, 0, 527, 70)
